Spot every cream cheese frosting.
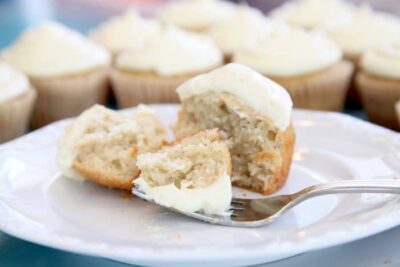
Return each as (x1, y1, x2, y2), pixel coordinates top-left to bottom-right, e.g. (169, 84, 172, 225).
(326, 6, 400, 58)
(208, 5, 273, 55)
(177, 63, 292, 131)
(116, 25, 222, 77)
(89, 10, 161, 53)
(233, 25, 342, 77)
(134, 173, 232, 215)
(161, 0, 236, 31)
(271, 0, 355, 29)
(2, 21, 111, 78)
(361, 41, 400, 80)
(0, 62, 30, 103)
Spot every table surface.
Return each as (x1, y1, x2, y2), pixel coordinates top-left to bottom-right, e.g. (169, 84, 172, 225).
(0, 0, 398, 266)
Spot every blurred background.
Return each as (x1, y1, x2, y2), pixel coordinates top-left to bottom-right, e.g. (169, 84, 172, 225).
(1, 0, 399, 48)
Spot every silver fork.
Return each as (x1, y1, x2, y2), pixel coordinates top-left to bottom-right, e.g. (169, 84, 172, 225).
(132, 179, 400, 228)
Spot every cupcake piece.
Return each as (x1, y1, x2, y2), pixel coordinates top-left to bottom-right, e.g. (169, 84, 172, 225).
(233, 25, 353, 111)
(160, 0, 236, 32)
(57, 104, 167, 190)
(1, 22, 111, 128)
(0, 62, 36, 143)
(134, 129, 232, 215)
(111, 25, 223, 107)
(271, 0, 355, 30)
(326, 6, 400, 64)
(173, 63, 295, 195)
(356, 41, 400, 131)
(208, 5, 273, 61)
(89, 9, 161, 56)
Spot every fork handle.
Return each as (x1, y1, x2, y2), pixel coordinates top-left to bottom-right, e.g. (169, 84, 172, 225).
(297, 179, 400, 199)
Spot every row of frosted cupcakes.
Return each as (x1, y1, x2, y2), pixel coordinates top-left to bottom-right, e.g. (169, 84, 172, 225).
(1, 0, 400, 144)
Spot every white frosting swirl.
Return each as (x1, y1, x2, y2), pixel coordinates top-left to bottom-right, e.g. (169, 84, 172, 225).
(327, 6, 400, 58)
(116, 26, 222, 77)
(1, 21, 111, 78)
(161, 0, 236, 31)
(177, 63, 293, 131)
(271, 0, 355, 29)
(233, 25, 342, 77)
(361, 41, 400, 79)
(89, 10, 161, 53)
(0, 62, 30, 103)
(208, 5, 273, 55)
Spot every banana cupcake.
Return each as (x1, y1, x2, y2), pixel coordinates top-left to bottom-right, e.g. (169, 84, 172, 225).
(356, 41, 400, 131)
(173, 63, 295, 195)
(0, 62, 36, 143)
(326, 6, 400, 64)
(111, 25, 223, 107)
(271, 0, 355, 30)
(1, 22, 111, 128)
(233, 25, 353, 111)
(208, 5, 273, 62)
(160, 0, 236, 32)
(89, 9, 161, 56)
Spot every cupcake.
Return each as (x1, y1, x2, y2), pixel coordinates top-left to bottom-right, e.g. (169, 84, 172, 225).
(1, 22, 111, 128)
(356, 41, 400, 131)
(160, 0, 236, 32)
(207, 5, 273, 62)
(57, 104, 167, 190)
(110, 25, 223, 108)
(0, 62, 36, 143)
(89, 9, 161, 56)
(326, 6, 400, 64)
(270, 0, 355, 30)
(325, 7, 400, 108)
(233, 25, 353, 111)
(173, 63, 295, 195)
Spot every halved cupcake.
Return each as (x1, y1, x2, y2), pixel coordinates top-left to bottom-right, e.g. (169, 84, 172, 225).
(160, 0, 236, 32)
(0, 62, 36, 143)
(89, 9, 161, 57)
(1, 22, 111, 128)
(135, 129, 232, 215)
(356, 41, 400, 131)
(270, 0, 355, 30)
(57, 104, 167, 190)
(173, 63, 295, 195)
(110, 25, 223, 107)
(207, 5, 273, 62)
(233, 25, 353, 111)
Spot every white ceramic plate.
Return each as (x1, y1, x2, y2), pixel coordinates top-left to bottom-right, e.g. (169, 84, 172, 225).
(0, 105, 400, 267)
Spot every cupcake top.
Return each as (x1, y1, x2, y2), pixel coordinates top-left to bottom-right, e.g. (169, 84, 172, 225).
(115, 25, 223, 77)
(89, 10, 161, 54)
(360, 41, 400, 80)
(161, 0, 236, 31)
(271, 0, 355, 29)
(177, 63, 292, 131)
(326, 6, 400, 58)
(208, 5, 273, 55)
(233, 25, 342, 77)
(0, 62, 30, 103)
(1, 21, 111, 78)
